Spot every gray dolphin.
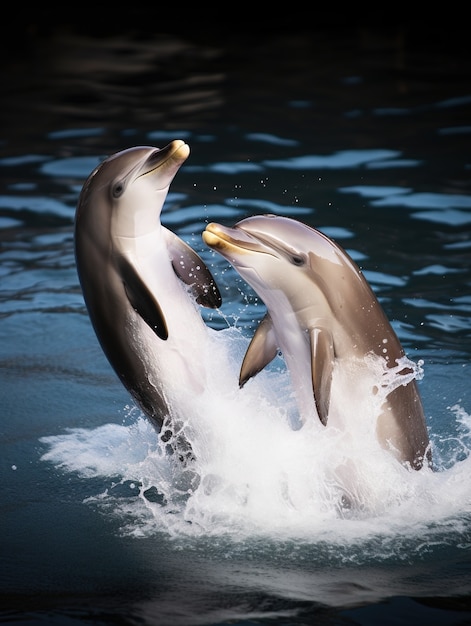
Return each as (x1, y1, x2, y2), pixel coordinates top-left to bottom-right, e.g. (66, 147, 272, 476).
(75, 141, 221, 459)
(203, 214, 431, 470)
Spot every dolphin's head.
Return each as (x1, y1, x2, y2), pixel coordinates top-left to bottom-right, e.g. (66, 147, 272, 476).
(75, 141, 190, 241)
(203, 214, 357, 301)
(204, 213, 345, 265)
(203, 213, 406, 370)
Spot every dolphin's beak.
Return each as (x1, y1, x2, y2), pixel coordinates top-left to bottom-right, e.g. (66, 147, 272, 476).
(203, 222, 275, 257)
(139, 140, 190, 189)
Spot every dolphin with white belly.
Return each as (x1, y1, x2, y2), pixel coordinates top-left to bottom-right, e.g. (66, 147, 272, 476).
(203, 214, 431, 470)
(75, 141, 221, 459)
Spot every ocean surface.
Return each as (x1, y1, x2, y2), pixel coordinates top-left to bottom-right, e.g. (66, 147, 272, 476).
(1, 20, 471, 625)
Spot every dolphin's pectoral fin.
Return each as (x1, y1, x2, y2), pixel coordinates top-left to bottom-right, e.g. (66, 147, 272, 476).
(309, 327, 335, 426)
(117, 255, 169, 340)
(164, 228, 222, 308)
(239, 313, 278, 387)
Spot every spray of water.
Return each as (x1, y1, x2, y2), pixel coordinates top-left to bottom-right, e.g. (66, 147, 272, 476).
(40, 325, 471, 551)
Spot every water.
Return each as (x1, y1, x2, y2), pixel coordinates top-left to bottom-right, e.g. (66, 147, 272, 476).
(1, 21, 471, 625)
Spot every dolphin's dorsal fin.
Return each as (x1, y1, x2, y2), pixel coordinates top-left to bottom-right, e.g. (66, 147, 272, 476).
(163, 227, 222, 309)
(239, 313, 279, 387)
(117, 254, 169, 340)
(309, 327, 335, 426)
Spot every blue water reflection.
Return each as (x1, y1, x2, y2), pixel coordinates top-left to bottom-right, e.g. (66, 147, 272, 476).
(341, 186, 471, 225)
(264, 148, 405, 169)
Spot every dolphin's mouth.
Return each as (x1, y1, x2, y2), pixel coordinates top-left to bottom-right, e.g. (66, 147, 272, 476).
(139, 140, 190, 182)
(203, 222, 277, 258)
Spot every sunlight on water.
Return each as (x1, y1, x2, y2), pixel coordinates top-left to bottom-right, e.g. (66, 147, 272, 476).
(40, 325, 471, 557)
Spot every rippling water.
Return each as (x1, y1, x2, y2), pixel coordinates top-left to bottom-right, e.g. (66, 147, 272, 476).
(1, 22, 471, 626)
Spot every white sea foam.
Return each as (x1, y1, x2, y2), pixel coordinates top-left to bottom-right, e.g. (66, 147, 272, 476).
(40, 326, 471, 546)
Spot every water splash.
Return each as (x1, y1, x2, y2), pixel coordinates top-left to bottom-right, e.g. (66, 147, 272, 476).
(40, 325, 471, 553)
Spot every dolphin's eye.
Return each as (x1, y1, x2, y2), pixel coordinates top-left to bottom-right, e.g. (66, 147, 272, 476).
(291, 254, 305, 266)
(112, 181, 125, 198)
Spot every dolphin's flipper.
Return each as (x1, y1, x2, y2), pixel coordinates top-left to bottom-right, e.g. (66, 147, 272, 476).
(309, 327, 335, 426)
(163, 228, 222, 308)
(117, 254, 169, 340)
(239, 313, 279, 388)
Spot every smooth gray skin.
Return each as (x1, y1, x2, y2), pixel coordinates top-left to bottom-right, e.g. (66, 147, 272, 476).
(203, 214, 431, 470)
(75, 142, 221, 459)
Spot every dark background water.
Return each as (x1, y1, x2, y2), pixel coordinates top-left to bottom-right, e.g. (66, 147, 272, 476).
(1, 10, 471, 626)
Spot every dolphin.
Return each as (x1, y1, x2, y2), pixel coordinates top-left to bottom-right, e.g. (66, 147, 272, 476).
(75, 141, 221, 459)
(203, 214, 431, 470)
